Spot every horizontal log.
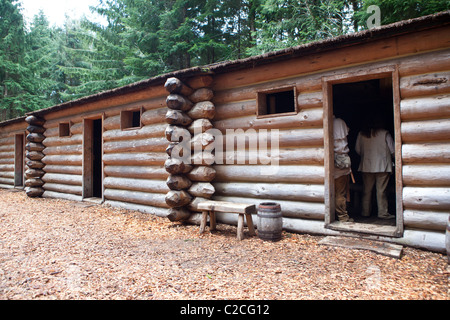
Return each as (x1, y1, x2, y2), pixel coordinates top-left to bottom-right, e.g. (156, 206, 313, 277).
(104, 189, 168, 208)
(166, 94, 193, 111)
(27, 125, 45, 134)
(0, 177, 14, 186)
(191, 151, 215, 166)
(26, 160, 45, 170)
(43, 134, 82, 147)
(103, 137, 167, 154)
(165, 125, 191, 143)
(0, 164, 14, 172)
(27, 133, 45, 143)
(403, 209, 449, 232)
(42, 154, 83, 166)
(70, 122, 83, 135)
(164, 158, 193, 175)
(141, 108, 167, 126)
(25, 142, 45, 152)
(297, 91, 323, 109)
(164, 77, 193, 96)
(214, 182, 324, 202)
(43, 144, 82, 156)
(42, 173, 82, 186)
(25, 168, 45, 179)
(187, 75, 214, 89)
(0, 171, 14, 179)
(104, 165, 168, 180)
(103, 200, 167, 217)
(187, 101, 215, 120)
(403, 186, 450, 210)
(42, 191, 83, 202)
(103, 177, 169, 193)
(214, 147, 324, 165)
(43, 183, 82, 195)
(212, 195, 325, 220)
(165, 190, 192, 208)
(103, 115, 120, 131)
(401, 119, 450, 143)
(103, 152, 167, 166)
(402, 143, 450, 164)
(188, 119, 213, 135)
(214, 100, 255, 121)
(403, 164, 450, 186)
(191, 132, 215, 150)
(0, 144, 14, 152)
(167, 207, 191, 222)
(0, 158, 14, 165)
(188, 182, 215, 198)
(186, 166, 216, 182)
(214, 108, 323, 131)
(187, 196, 210, 212)
(103, 124, 166, 142)
(166, 174, 192, 190)
(26, 151, 44, 161)
(43, 165, 82, 175)
(400, 71, 450, 98)
(0, 136, 14, 145)
(25, 115, 45, 126)
(25, 178, 44, 188)
(0, 151, 14, 160)
(214, 165, 324, 184)
(281, 218, 447, 253)
(26, 187, 44, 197)
(189, 88, 213, 103)
(165, 109, 192, 126)
(400, 95, 450, 121)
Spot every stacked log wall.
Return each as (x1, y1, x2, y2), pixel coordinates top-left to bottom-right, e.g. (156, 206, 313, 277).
(101, 95, 169, 217)
(208, 47, 450, 252)
(42, 118, 83, 201)
(0, 120, 27, 189)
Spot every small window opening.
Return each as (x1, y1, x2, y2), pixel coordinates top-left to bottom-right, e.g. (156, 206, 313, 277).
(121, 109, 142, 129)
(257, 87, 297, 117)
(59, 122, 71, 137)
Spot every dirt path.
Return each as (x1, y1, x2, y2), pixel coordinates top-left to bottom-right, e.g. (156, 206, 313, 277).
(0, 189, 448, 300)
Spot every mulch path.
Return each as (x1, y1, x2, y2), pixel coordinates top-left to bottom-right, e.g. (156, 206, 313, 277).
(0, 189, 448, 300)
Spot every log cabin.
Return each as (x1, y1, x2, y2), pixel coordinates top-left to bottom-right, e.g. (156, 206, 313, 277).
(1, 12, 449, 253)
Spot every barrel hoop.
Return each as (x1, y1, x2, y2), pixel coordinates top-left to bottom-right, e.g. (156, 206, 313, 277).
(257, 213, 282, 219)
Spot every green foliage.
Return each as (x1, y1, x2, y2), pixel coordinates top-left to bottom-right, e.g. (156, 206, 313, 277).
(0, 0, 448, 121)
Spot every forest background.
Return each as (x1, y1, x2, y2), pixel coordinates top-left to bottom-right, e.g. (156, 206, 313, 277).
(1, 0, 448, 121)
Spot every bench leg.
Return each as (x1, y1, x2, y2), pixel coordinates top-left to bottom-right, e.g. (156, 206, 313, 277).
(209, 211, 216, 231)
(200, 211, 208, 233)
(237, 214, 244, 240)
(245, 214, 256, 236)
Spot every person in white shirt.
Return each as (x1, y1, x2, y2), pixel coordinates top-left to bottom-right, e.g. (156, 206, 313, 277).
(333, 116, 353, 222)
(355, 115, 395, 219)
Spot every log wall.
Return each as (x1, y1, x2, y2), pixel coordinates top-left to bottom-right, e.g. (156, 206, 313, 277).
(0, 120, 27, 189)
(205, 46, 450, 253)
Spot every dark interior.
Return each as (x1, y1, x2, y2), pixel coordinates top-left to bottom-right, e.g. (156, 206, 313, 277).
(92, 119, 102, 198)
(332, 78, 396, 225)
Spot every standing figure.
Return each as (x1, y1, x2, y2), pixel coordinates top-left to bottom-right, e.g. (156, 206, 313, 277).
(355, 115, 395, 219)
(333, 116, 353, 222)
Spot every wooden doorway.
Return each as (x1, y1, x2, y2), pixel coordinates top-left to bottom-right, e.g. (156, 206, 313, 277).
(323, 66, 403, 237)
(14, 133, 24, 187)
(83, 118, 103, 200)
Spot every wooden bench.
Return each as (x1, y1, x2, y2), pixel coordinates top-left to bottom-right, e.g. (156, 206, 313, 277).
(197, 200, 256, 240)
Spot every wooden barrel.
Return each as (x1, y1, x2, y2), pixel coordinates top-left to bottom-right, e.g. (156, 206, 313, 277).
(257, 202, 282, 241)
(446, 216, 450, 264)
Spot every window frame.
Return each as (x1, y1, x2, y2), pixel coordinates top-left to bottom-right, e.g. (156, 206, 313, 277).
(59, 122, 71, 137)
(120, 107, 143, 130)
(256, 85, 298, 119)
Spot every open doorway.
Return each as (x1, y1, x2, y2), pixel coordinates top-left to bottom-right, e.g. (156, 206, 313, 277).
(14, 133, 24, 187)
(323, 66, 403, 237)
(83, 118, 103, 200)
(333, 78, 396, 225)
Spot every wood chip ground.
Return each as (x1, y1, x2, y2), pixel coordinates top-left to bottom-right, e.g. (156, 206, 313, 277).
(0, 189, 448, 300)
